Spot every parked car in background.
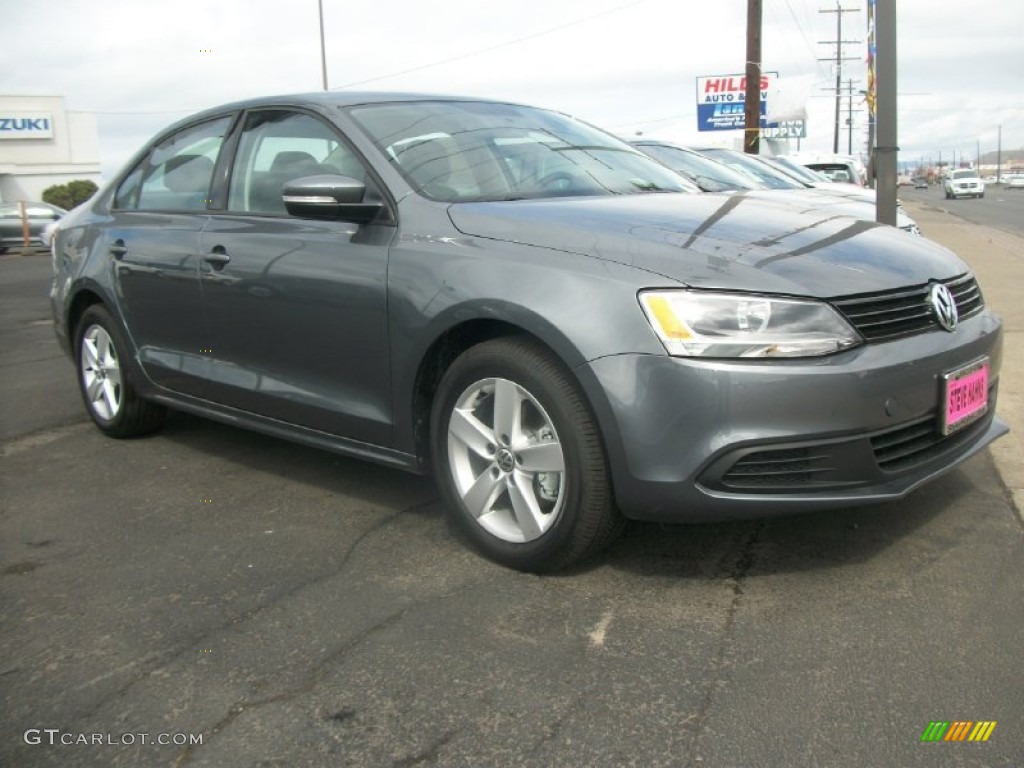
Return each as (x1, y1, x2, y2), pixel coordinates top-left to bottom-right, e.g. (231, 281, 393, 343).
(913, 177, 929, 189)
(0, 201, 67, 252)
(1005, 175, 1024, 190)
(759, 155, 833, 186)
(51, 93, 1006, 571)
(630, 140, 754, 192)
(661, 144, 921, 235)
(790, 154, 867, 186)
(944, 169, 985, 199)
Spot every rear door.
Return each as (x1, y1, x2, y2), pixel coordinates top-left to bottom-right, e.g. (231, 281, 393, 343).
(107, 116, 233, 395)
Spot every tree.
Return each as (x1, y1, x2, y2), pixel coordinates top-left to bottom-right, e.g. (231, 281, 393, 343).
(42, 180, 99, 210)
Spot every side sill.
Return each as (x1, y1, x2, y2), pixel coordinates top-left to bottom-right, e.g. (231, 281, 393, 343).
(149, 393, 422, 474)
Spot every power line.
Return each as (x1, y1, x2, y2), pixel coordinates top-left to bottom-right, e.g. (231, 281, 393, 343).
(330, 0, 651, 90)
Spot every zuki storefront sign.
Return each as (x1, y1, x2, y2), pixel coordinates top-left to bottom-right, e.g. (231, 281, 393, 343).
(0, 114, 54, 140)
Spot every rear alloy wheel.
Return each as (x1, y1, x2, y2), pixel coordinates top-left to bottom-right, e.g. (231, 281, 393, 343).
(431, 337, 622, 572)
(75, 305, 165, 437)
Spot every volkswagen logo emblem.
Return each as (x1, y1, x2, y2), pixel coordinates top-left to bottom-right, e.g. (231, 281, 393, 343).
(929, 283, 958, 332)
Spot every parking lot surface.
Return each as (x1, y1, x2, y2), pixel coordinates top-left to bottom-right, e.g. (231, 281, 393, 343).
(2, 202, 1022, 767)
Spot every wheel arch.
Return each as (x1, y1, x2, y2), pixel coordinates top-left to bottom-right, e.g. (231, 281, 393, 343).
(66, 287, 107, 359)
(404, 309, 620, 481)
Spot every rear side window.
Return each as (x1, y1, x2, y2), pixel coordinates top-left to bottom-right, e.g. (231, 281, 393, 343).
(114, 117, 231, 211)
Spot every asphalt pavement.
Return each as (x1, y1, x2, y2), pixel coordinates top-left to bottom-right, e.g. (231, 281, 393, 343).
(1, 202, 1021, 768)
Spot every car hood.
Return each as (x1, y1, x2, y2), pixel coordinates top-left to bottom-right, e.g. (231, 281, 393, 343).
(742, 188, 916, 229)
(447, 192, 964, 297)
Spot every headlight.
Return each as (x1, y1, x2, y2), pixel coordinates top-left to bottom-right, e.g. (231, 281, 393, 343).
(639, 290, 862, 358)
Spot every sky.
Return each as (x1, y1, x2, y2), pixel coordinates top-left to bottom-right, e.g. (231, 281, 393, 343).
(2, 0, 1022, 179)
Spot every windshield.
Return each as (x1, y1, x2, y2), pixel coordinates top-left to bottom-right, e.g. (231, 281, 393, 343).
(634, 143, 755, 192)
(348, 101, 693, 202)
(696, 148, 807, 190)
(952, 169, 979, 180)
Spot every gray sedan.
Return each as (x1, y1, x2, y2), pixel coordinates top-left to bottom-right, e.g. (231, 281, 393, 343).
(51, 93, 1006, 571)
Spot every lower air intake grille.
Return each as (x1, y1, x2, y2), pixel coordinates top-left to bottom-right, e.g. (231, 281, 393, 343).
(871, 412, 988, 473)
(721, 447, 834, 489)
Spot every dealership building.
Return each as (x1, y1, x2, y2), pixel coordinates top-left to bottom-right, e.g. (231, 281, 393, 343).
(0, 95, 102, 203)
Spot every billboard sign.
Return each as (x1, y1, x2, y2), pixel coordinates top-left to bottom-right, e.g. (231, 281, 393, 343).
(696, 73, 777, 132)
(762, 119, 807, 139)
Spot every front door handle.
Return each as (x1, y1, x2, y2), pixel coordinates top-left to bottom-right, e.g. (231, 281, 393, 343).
(202, 247, 230, 271)
(109, 240, 128, 260)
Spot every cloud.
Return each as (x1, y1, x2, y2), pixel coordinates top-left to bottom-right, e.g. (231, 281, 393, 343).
(2, 0, 1022, 177)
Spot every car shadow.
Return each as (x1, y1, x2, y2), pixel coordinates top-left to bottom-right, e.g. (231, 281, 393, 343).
(156, 410, 440, 514)
(156, 410, 991, 582)
(596, 461, 990, 581)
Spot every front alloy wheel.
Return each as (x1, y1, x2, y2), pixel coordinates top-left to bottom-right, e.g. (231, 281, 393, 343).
(447, 377, 567, 543)
(431, 337, 623, 572)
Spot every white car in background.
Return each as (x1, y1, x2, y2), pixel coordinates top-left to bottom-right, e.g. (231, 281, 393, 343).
(944, 169, 984, 199)
(790, 154, 866, 187)
(1005, 175, 1024, 190)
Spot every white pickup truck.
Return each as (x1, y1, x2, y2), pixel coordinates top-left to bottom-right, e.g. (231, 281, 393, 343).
(943, 168, 985, 199)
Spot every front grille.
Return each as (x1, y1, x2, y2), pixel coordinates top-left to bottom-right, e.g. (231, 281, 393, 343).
(831, 273, 983, 342)
(721, 447, 835, 489)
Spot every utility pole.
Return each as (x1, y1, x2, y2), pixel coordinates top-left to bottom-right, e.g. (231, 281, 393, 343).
(744, 0, 762, 154)
(819, 3, 860, 154)
(997, 125, 1002, 184)
(842, 79, 864, 155)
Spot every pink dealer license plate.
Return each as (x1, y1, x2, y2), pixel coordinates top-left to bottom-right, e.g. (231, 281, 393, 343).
(941, 358, 989, 435)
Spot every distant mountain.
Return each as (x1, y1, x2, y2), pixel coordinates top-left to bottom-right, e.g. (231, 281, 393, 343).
(981, 148, 1024, 165)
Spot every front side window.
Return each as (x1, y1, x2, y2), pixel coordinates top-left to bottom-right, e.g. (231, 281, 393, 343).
(228, 110, 372, 215)
(117, 117, 231, 211)
(349, 101, 691, 202)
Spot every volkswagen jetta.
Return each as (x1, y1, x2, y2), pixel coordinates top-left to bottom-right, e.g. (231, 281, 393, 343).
(51, 93, 1006, 571)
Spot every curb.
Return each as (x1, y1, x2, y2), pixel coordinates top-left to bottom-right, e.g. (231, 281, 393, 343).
(903, 201, 1024, 526)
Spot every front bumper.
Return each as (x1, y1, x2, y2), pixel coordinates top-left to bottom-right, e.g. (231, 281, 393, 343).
(584, 310, 1006, 522)
(949, 184, 983, 197)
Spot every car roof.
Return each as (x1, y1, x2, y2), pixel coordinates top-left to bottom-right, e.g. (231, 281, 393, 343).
(149, 91, 542, 149)
(181, 91, 530, 122)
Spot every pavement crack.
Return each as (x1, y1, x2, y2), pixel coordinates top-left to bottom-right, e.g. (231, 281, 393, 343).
(391, 730, 456, 767)
(173, 576, 494, 765)
(62, 503, 433, 731)
(685, 521, 763, 766)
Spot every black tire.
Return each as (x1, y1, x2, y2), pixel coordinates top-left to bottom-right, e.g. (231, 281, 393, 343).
(74, 305, 166, 437)
(430, 337, 623, 572)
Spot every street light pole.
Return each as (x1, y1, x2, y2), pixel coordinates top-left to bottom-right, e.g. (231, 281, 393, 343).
(318, 0, 329, 91)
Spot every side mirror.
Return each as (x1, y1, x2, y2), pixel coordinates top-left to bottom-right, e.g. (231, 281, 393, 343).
(282, 174, 383, 224)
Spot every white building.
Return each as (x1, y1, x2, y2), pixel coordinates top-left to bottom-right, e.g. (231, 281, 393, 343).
(0, 95, 101, 203)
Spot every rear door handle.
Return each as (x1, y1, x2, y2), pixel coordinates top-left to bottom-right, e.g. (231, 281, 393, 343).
(202, 247, 230, 271)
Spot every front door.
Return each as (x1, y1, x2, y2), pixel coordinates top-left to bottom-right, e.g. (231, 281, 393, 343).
(196, 109, 395, 445)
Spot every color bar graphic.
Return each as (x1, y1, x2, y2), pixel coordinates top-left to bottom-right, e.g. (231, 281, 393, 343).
(921, 721, 996, 742)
